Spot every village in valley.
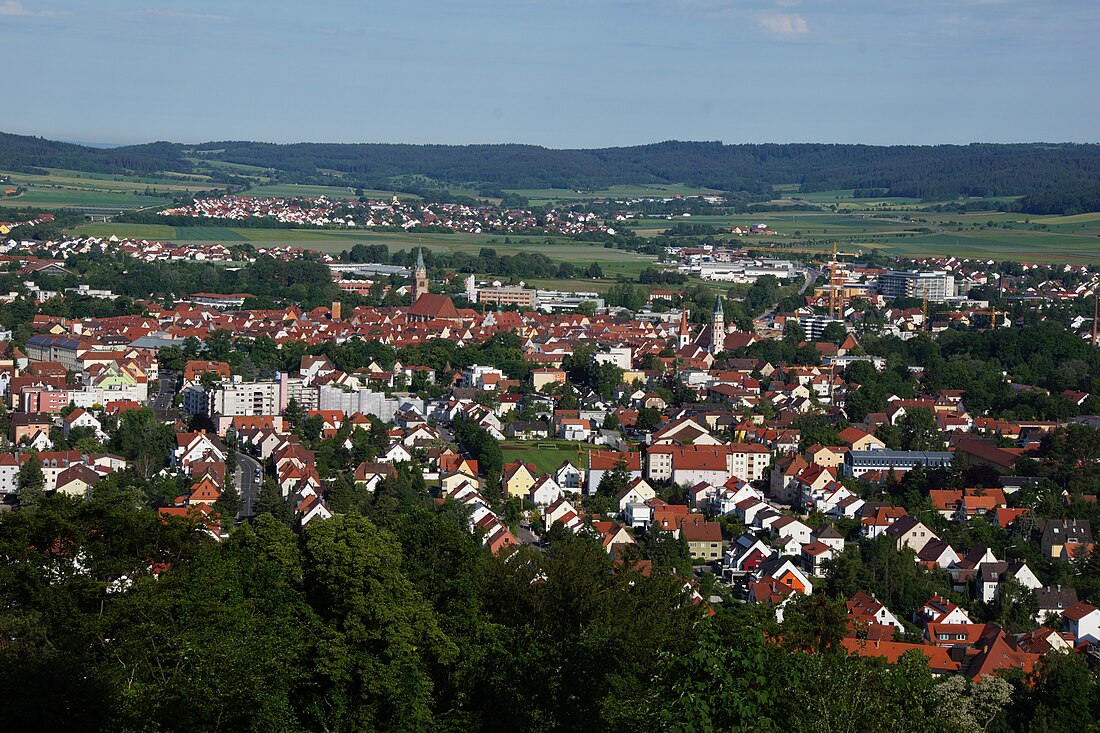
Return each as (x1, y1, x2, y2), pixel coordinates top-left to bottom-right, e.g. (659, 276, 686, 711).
(2, 187, 1100, 709)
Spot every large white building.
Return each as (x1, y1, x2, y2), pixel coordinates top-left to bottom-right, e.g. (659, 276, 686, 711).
(879, 270, 956, 303)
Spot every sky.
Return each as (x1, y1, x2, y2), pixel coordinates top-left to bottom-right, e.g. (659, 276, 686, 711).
(2, 0, 1098, 148)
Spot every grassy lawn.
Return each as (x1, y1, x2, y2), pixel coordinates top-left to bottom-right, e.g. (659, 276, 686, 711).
(501, 441, 595, 475)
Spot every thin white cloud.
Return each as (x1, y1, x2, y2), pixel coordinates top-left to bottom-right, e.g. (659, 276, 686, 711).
(756, 12, 809, 34)
(140, 8, 228, 23)
(0, 0, 66, 17)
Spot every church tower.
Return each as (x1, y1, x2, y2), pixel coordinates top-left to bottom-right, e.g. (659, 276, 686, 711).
(711, 295, 725, 354)
(413, 248, 429, 302)
(677, 308, 692, 349)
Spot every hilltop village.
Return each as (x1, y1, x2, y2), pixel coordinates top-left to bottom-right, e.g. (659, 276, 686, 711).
(1, 222, 1099, 730)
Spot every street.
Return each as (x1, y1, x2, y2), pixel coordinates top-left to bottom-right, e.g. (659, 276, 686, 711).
(152, 370, 179, 411)
(236, 452, 262, 520)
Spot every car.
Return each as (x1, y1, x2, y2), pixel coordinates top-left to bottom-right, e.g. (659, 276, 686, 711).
(254, 467, 262, 478)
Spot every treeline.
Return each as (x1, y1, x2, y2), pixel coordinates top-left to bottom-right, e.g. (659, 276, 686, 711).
(7, 130, 1100, 202)
(861, 322, 1100, 419)
(344, 243, 599, 281)
(3, 492, 1097, 732)
(42, 251, 339, 308)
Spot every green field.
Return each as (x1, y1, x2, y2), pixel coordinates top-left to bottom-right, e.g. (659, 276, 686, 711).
(243, 183, 419, 200)
(501, 441, 595, 475)
(506, 183, 722, 206)
(73, 223, 658, 276)
(0, 166, 212, 211)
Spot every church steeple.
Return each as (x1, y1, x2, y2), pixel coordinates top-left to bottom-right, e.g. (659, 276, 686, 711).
(677, 308, 691, 349)
(711, 295, 725, 355)
(413, 248, 429, 302)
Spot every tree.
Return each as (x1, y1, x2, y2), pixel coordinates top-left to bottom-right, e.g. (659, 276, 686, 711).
(990, 575, 1039, 633)
(253, 477, 294, 526)
(584, 262, 604, 279)
(16, 454, 45, 511)
(900, 408, 942, 451)
(283, 398, 305, 430)
(783, 320, 806, 344)
(215, 466, 241, 522)
(298, 515, 457, 731)
(820, 321, 847, 344)
(933, 674, 1013, 733)
(597, 459, 630, 497)
(634, 406, 662, 433)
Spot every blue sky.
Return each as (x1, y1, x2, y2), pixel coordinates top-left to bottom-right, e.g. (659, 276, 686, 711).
(2, 0, 1097, 148)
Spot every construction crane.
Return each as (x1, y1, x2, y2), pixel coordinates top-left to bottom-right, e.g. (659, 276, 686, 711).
(968, 308, 1008, 329)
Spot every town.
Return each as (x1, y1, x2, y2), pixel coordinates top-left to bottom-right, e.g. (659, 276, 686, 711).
(1, 203, 1099, 727)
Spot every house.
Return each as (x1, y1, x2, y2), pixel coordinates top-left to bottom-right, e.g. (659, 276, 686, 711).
(1036, 586, 1078, 624)
(353, 461, 396, 492)
(976, 561, 1041, 604)
(587, 450, 642, 494)
(841, 638, 959, 676)
(916, 539, 959, 569)
(801, 540, 839, 575)
(173, 431, 226, 471)
(616, 477, 656, 513)
(62, 408, 105, 440)
(1062, 601, 1100, 645)
(506, 420, 550, 440)
(837, 426, 886, 452)
(916, 594, 972, 627)
(378, 442, 413, 464)
(554, 460, 582, 493)
(681, 520, 723, 561)
(502, 460, 538, 499)
(757, 557, 813, 597)
(846, 591, 904, 630)
(589, 521, 635, 556)
(624, 502, 653, 529)
(770, 515, 811, 546)
(530, 475, 563, 508)
(544, 497, 582, 532)
(53, 463, 103, 496)
(884, 516, 937, 553)
(1039, 519, 1094, 561)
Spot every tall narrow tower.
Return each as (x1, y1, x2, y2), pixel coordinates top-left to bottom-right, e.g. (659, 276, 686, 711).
(413, 248, 429, 302)
(711, 295, 725, 354)
(677, 308, 691, 349)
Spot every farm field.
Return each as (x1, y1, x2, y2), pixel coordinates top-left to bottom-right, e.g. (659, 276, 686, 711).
(506, 183, 722, 206)
(500, 441, 594, 475)
(73, 223, 658, 277)
(70, 203, 1100, 266)
(0, 167, 210, 210)
(242, 183, 419, 200)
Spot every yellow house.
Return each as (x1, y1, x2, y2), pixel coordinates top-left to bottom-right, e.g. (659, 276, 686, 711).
(621, 369, 646, 386)
(503, 459, 538, 499)
(441, 469, 479, 493)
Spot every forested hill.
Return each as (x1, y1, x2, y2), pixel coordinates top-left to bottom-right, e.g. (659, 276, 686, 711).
(4, 130, 1100, 201)
(0, 132, 190, 176)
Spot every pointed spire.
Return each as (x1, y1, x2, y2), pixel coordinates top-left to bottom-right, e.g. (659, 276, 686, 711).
(713, 294, 724, 316)
(678, 308, 690, 335)
(415, 247, 426, 273)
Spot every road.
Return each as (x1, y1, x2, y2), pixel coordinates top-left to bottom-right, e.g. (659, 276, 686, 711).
(152, 370, 180, 411)
(236, 452, 262, 520)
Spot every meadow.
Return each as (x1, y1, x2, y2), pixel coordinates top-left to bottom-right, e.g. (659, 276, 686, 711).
(500, 441, 595, 475)
(0, 167, 209, 211)
(73, 223, 659, 278)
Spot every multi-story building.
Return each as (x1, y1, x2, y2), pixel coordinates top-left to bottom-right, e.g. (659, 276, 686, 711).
(844, 449, 954, 478)
(476, 286, 538, 309)
(879, 270, 955, 303)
